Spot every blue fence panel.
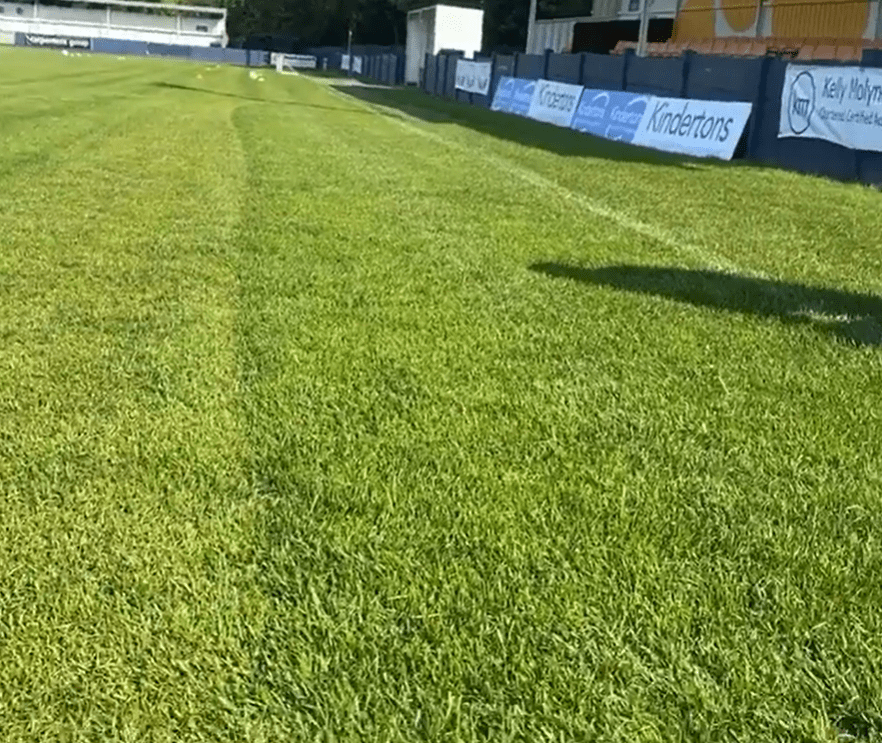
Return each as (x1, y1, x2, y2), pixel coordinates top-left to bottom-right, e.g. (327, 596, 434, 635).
(146, 42, 192, 58)
(491, 54, 515, 102)
(626, 55, 685, 96)
(92, 38, 149, 56)
(247, 49, 269, 67)
(685, 55, 763, 102)
(423, 54, 434, 93)
(515, 54, 544, 80)
(388, 53, 398, 84)
(581, 53, 626, 90)
(225, 48, 250, 66)
(547, 53, 582, 85)
(190, 46, 225, 63)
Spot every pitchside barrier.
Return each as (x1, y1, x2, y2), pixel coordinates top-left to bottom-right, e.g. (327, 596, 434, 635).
(12, 32, 270, 67)
(418, 48, 882, 185)
(305, 47, 406, 86)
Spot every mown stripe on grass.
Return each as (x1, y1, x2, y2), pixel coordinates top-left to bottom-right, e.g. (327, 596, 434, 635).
(0, 53, 269, 741)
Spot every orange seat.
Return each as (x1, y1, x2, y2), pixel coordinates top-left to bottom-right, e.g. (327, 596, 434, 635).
(747, 40, 768, 57)
(711, 38, 727, 54)
(813, 44, 837, 60)
(795, 44, 816, 61)
(728, 39, 755, 56)
(692, 39, 714, 54)
(836, 44, 860, 61)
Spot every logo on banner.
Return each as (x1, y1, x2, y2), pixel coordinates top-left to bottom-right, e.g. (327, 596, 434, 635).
(25, 34, 91, 49)
(633, 97, 752, 160)
(571, 89, 648, 143)
(788, 70, 815, 135)
(455, 60, 492, 95)
(527, 79, 583, 128)
(492, 76, 535, 116)
(607, 94, 648, 141)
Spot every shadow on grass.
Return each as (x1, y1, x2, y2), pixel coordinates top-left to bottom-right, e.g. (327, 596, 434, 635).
(151, 81, 372, 113)
(330, 82, 710, 169)
(530, 262, 882, 347)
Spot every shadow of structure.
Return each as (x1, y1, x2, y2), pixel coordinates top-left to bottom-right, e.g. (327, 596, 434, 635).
(530, 262, 882, 348)
(330, 82, 701, 169)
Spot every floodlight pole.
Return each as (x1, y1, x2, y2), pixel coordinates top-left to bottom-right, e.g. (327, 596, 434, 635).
(346, 25, 353, 75)
(526, 0, 538, 53)
(637, 0, 651, 56)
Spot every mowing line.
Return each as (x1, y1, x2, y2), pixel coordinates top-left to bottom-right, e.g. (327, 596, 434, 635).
(315, 77, 746, 275)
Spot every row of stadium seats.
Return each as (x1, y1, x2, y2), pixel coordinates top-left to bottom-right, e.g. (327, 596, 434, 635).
(612, 37, 877, 61)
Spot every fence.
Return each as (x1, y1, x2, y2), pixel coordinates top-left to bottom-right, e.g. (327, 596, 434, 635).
(408, 48, 882, 186)
(12, 32, 270, 67)
(309, 46, 407, 86)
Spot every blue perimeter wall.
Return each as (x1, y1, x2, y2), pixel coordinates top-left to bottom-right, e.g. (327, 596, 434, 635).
(413, 49, 882, 187)
(13, 33, 270, 67)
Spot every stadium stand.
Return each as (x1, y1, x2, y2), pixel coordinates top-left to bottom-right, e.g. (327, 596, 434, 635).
(612, 36, 870, 62)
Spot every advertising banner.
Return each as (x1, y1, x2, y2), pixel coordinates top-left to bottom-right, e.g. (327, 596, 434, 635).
(23, 34, 91, 49)
(571, 89, 650, 143)
(341, 54, 362, 75)
(491, 76, 536, 117)
(779, 64, 882, 152)
(632, 96, 752, 160)
(0, 31, 14, 46)
(455, 59, 492, 95)
(527, 78, 584, 128)
(491, 76, 751, 160)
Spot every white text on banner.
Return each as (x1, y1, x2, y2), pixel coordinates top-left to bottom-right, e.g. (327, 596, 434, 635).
(455, 60, 492, 96)
(779, 64, 882, 152)
(527, 79, 584, 128)
(632, 96, 752, 160)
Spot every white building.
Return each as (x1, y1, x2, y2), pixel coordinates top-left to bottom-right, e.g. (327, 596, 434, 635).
(0, 0, 227, 47)
(405, 2, 484, 85)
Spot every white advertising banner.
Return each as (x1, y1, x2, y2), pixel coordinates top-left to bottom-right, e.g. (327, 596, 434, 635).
(779, 64, 882, 152)
(341, 55, 363, 75)
(527, 79, 584, 128)
(632, 96, 753, 160)
(455, 60, 492, 95)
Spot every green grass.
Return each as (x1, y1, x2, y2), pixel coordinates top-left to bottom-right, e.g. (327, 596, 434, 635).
(2, 46, 882, 742)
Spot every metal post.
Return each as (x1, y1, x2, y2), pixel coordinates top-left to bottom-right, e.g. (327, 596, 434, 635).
(526, 0, 538, 54)
(637, 0, 651, 57)
(346, 25, 353, 75)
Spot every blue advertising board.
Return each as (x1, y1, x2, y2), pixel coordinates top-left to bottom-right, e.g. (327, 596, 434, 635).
(570, 89, 649, 144)
(491, 76, 536, 117)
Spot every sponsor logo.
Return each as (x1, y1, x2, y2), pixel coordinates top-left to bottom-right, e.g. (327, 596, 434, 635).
(25, 34, 90, 48)
(536, 81, 578, 112)
(455, 61, 492, 95)
(492, 76, 534, 115)
(645, 100, 735, 143)
(788, 70, 815, 135)
(582, 91, 609, 121)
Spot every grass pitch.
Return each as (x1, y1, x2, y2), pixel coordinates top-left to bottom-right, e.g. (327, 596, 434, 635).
(3, 47, 882, 742)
